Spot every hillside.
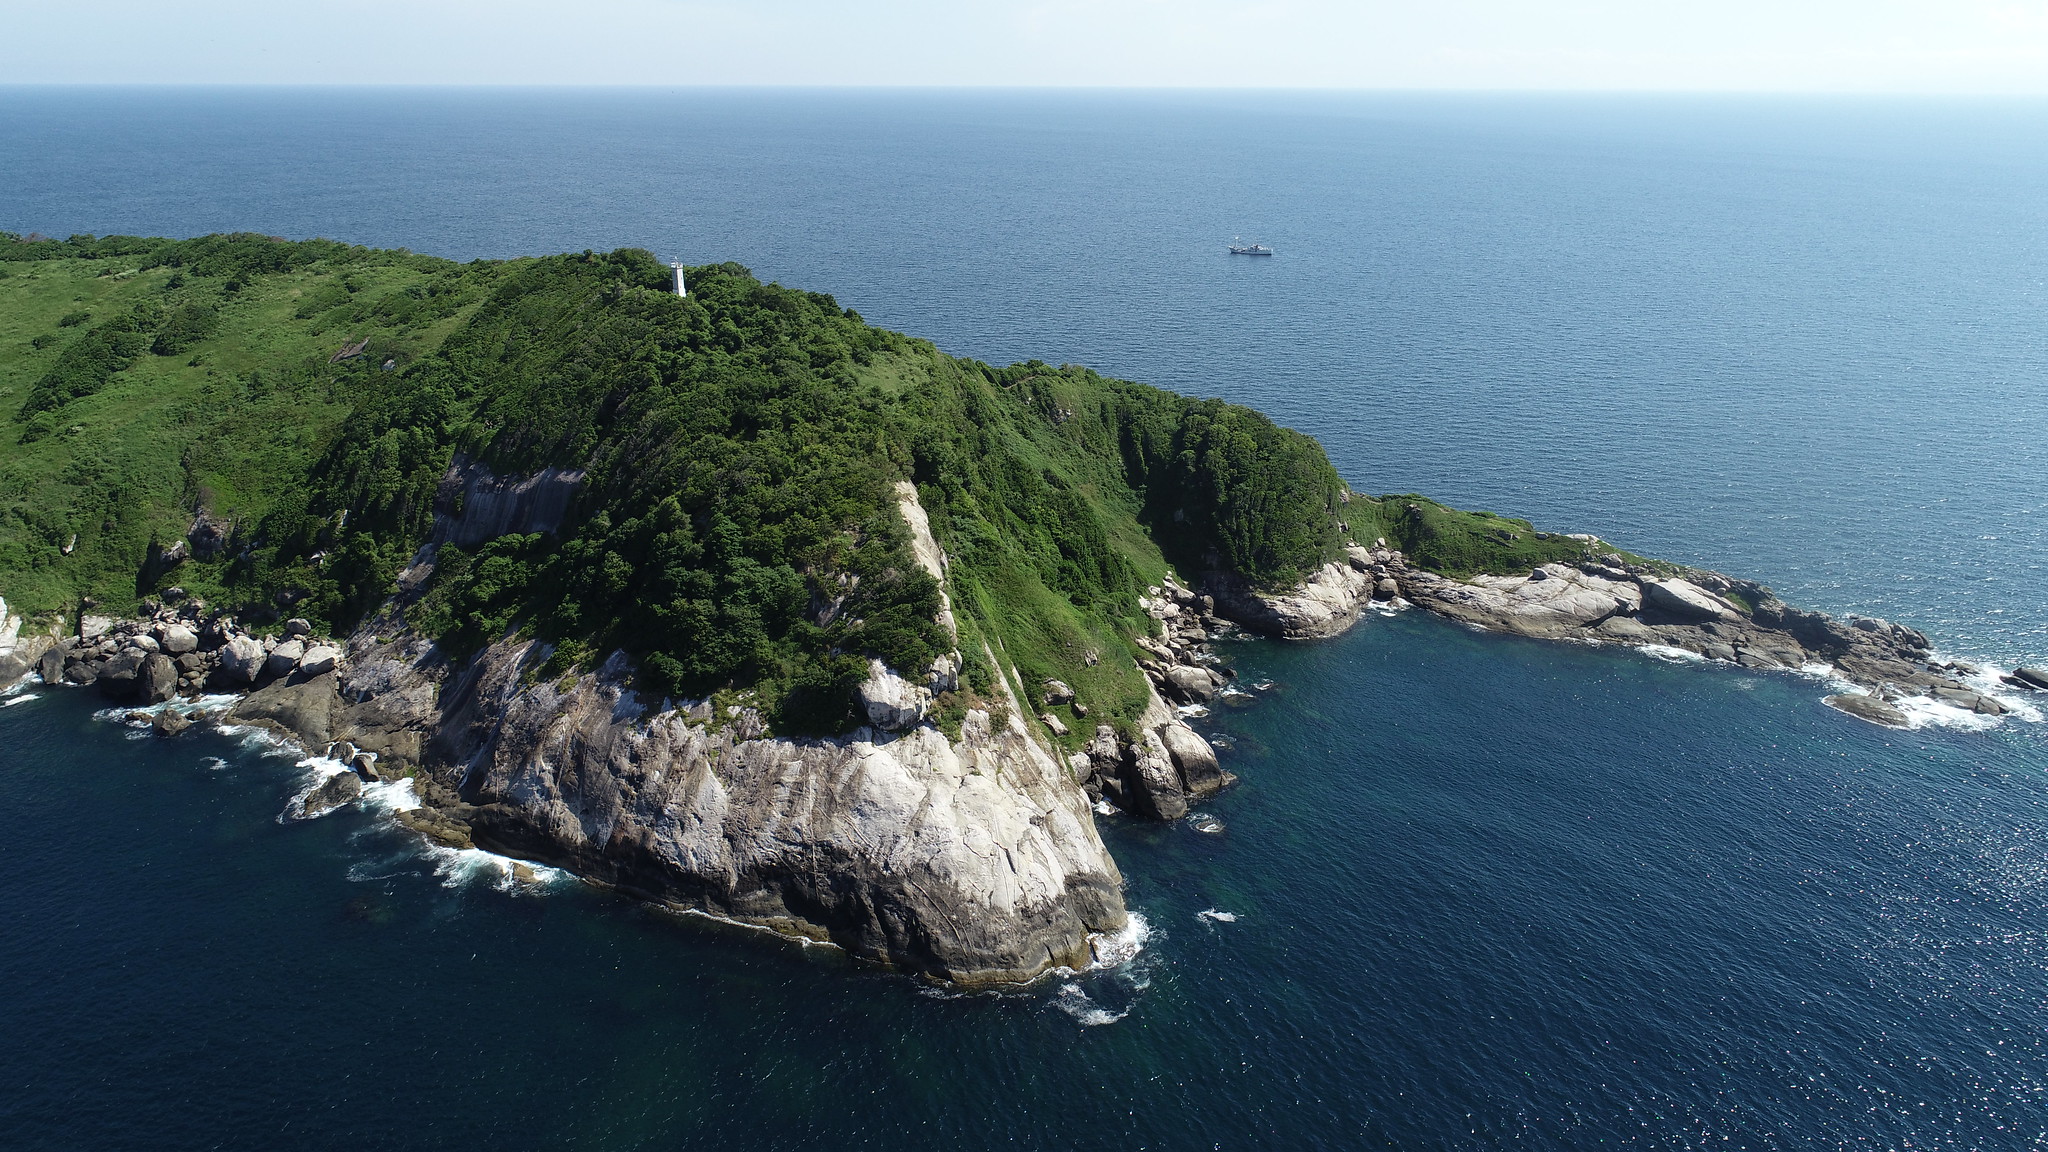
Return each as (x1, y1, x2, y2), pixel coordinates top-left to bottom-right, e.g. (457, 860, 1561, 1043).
(1, 232, 1592, 746)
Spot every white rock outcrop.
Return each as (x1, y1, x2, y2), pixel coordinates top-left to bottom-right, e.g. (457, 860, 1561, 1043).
(858, 658, 931, 731)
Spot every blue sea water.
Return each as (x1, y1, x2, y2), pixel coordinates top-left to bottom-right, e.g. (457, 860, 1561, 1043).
(2, 89, 2047, 1150)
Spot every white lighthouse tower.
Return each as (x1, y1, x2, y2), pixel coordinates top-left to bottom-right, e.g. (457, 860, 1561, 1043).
(670, 261, 687, 297)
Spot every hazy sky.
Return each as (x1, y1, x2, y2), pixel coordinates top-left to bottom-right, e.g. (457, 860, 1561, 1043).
(7, 0, 2048, 90)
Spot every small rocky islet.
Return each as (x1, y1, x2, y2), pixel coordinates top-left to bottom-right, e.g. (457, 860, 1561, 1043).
(0, 233, 2038, 986)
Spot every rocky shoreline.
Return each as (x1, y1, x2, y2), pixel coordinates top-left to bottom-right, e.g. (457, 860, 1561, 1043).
(4, 516, 2042, 986)
(1202, 537, 2043, 730)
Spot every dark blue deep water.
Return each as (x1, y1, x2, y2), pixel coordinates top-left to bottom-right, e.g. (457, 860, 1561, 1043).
(3, 90, 2047, 1150)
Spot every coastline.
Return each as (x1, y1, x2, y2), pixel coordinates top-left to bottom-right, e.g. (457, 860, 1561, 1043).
(4, 522, 2043, 986)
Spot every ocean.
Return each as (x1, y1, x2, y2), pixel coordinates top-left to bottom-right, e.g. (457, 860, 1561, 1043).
(2, 89, 2045, 1150)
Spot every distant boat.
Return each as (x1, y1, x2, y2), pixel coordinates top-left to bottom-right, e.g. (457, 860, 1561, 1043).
(1227, 238, 1274, 256)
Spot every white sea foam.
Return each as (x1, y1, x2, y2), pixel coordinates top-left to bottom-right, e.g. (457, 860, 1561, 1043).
(1196, 908, 1238, 923)
(1086, 910, 1151, 970)
(1053, 981, 1129, 1026)
(1174, 702, 1210, 719)
(0, 693, 40, 707)
(1186, 811, 1225, 835)
(419, 842, 569, 893)
(278, 753, 358, 821)
(1637, 644, 1706, 664)
(199, 756, 228, 771)
(1890, 694, 2007, 733)
(360, 776, 421, 814)
(1958, 664, 2044, 725)
(1092, 797, 1117, 817)
(214, 723, 300, 758)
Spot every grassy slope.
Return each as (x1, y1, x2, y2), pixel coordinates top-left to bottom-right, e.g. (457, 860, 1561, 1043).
(1, 235, 1620, 746)
(0, 242, 501, 616)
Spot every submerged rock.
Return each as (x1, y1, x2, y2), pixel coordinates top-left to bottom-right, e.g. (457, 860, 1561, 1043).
(1825, 693, 1910, 728)
(301, 770, 362, 818)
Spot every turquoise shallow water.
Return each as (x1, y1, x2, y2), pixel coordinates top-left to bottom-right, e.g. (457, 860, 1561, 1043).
(2, 91, 2046, 1149)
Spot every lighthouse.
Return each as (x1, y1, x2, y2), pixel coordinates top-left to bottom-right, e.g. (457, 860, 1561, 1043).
(670, 261, 687, 297)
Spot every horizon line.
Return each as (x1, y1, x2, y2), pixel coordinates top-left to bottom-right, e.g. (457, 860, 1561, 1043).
(4, 83, 2048, 99)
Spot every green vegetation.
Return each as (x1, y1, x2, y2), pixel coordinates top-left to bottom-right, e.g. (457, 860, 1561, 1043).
(0, 232, 1593, 740)
(1349, 495, 1593, 579)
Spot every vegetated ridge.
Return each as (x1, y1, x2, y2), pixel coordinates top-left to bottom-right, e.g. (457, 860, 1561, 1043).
(0, 231, 1575, 745)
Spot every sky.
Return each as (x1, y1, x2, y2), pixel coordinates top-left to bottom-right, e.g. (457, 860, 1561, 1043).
(5, 0, 2048, 91)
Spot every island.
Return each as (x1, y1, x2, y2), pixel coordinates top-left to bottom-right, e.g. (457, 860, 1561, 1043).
(1, 233, 2038, 984)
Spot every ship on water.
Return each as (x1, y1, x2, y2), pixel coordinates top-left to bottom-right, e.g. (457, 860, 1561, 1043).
(1227, 238, 1274, 255)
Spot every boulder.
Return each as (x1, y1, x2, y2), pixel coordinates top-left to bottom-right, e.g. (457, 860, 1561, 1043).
(2014, 666, 2048, 692)
(215, 636, 266, 685)
(857, 659, 929, 731)
(1825, 693, 1910, 728)
(1373, 577, 1399, 600)
(228, 672, 340, 745)
(174, 652, 210, 675)
(38, 645, 68, 685)
(128, 635, 161, 655)
(79, 615, 115, 640)
(96, 651, 148, 700)
(1040, 713, 1070, 738)
(1930, 685, 2007, 716)
(284, 618, 313, 638)
(152, 709, 193, 737)
(1042, 679, 1075, 706)
(1157, 721, 1225, 798)
(265, 639, 306, 678)
(1084, 725, 1123, 786)
(300, 770, 362, 818)
(157, 624, 199, 655)
(1123, 729, 1187, 820)
(1641, 578, 1739, 622)
(297, 645, 340, 677)
(140, 654, 179, 705)
(1163, 664, 1222, 704)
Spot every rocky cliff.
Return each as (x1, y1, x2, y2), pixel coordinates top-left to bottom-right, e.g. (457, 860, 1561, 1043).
(227, 481, 1124, 986)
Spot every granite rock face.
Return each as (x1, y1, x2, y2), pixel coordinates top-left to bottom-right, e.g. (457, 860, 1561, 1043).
(1205, 558, 1373, 639)
(304, 634, 1127, 984)
(857, 659, 931, 731)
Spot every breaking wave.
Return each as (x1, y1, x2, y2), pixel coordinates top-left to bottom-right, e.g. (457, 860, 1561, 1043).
(1053, 981, 1128, 1026)
(1636, 644, 1707, 664)
(1051, 912, 1156, 1027)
